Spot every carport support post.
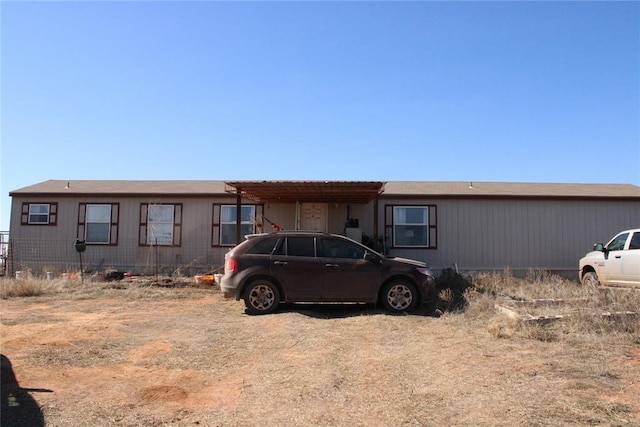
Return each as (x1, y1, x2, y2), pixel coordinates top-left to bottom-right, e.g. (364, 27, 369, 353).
(373, 195, 379, 246)
(236, 187, 242, 245)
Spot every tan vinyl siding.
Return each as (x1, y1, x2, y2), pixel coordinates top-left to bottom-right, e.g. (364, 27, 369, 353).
(262, 202, 374, 236)
(11, 197, 79, 241)
(380, 198, 640, 276)
(327, 203, 373, 236)
(262, 204, 297, 231)
(344, 202, 375, 237)
(9, 195, 239, 274)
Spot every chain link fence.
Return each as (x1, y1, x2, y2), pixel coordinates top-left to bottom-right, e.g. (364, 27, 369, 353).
(5, 237, 225, 279)
(0, 232, 8, 276)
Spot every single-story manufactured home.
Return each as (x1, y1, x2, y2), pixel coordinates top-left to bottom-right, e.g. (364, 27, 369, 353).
(6, 180, 640, 279)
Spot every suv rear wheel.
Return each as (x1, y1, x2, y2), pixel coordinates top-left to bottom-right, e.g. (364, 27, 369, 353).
(244, 279, 280, 315)
(381, 280, 417, 313)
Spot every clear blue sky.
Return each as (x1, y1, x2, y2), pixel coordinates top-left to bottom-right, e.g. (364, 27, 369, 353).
(1, 1, 639, 231)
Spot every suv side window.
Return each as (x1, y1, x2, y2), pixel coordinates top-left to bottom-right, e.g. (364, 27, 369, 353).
(276, 237, 316, 257)
(607, 233, 629, 252)
(629, 233, 640, 250)
(320, 237, 366, 260)
(246, 237, 279, 255)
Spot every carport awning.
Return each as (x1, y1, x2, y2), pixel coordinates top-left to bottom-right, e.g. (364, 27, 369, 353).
(224, 181, 385, 203)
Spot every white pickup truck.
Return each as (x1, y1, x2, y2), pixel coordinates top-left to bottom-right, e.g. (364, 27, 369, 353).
(579, 228, 640, 287)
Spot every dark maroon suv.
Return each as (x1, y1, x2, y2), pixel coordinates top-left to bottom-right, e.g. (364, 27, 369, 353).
(220, 231, 436, 314)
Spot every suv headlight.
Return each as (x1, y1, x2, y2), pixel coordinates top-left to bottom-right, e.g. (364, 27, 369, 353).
(416, 267, 432, 276)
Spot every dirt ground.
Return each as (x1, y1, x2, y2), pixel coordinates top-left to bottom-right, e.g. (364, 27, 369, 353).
(1, 283, 639, 426)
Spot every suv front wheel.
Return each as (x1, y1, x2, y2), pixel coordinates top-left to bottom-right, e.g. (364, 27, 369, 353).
(381, 280, 418, 313)
(244, 279, 280, 315)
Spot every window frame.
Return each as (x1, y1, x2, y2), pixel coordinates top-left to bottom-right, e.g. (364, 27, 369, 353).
(78, 203, 119, 245)
(277, 236, 317, 258)
(385, 204, 437, 249)
(212, 203, 263, 247)
(21, 202, 58, 226)
(220, 205, 256, 246)
(139, 203, 183, 247)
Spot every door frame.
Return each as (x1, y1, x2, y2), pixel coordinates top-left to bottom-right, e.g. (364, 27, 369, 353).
(297, 202, 328, 232)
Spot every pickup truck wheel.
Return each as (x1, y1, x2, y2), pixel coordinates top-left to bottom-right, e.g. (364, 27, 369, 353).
(381, 280, 418, 313)
(244, 280, 280, 315)
(581, 271, 599, 288)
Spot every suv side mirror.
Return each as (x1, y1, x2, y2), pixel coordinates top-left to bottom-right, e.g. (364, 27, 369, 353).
(364, 251, 381, 264)
(593, 243, 605, 252)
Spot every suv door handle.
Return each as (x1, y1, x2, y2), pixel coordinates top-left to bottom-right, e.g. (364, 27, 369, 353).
(615, 255, 622, 259)
(325, 263, 339, 268)
(273, 261, 288, 266)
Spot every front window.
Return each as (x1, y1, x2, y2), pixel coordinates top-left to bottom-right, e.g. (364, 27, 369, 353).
(85, 205, 111, 244)
(79, 203, 119, 245)
(21, 202, 58, 226)
(147, 205, 175, 245)
(29, 204, 50, 224)
(139, 203, 182, 246)
(221, 205, 256, 245)
(394, 206, 429, 247)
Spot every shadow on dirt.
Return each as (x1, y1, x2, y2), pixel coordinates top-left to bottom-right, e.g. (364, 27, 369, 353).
(251, 303, 440, 319)
(1, 354, 52, 427)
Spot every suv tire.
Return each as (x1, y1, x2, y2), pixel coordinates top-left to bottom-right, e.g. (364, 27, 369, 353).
(244, 279, 280, 315)
(381, 280, 418, 313)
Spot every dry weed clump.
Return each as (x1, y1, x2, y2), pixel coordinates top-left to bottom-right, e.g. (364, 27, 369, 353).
(465, 271, 640, 342)
(460, 287, 496, 320)
(0, 277, 61, 299)
(0, 276, 112, 300)
(434, 268, 473, 313)
(486, 316, 519, 339)
(0, 276, 214, 301)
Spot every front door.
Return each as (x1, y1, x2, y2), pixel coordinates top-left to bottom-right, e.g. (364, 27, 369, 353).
(319, 236, 379, 302)
(601, 232, 629, 283)
(300, 203, 327, 232)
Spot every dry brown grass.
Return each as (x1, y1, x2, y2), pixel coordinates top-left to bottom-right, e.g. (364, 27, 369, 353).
(0, 276, 206, 301)
(1, 273, 639, 426)
(0, 277, 53, 298)
(470, 269, 640, 340)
